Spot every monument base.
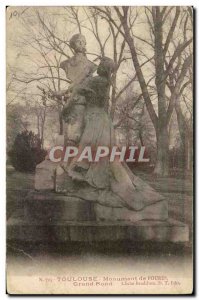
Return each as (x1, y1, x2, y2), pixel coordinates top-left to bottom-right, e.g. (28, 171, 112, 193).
(7, 191, 189, 243)
(95, 200, 168, 222)
(7, 216, 189, 243)
(24, 191, 168, 223)
(25, 191, 95, 222)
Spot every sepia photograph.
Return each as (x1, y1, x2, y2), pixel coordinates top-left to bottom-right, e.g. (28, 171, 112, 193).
(6, 5, 193, 294)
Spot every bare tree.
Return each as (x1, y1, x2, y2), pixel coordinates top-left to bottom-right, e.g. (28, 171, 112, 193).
(10, 8, 73, 134)
(96, 6, 193, 175)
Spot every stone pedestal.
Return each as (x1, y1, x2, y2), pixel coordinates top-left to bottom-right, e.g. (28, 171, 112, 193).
(35, 160, 56, 191)
(6, 191, 189, 243)
(34, 134, 64, 191)
(95, 200, 168, 222)
(7, 216, 189, 243)
(24, 191, 168, 223)
(25, 191, 95, 222)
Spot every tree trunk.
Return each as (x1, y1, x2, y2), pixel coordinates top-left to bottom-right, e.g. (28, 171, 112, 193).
(40, 124, 44, 149)
(139, 130, 144, 146)
(115, 9, 171, 175)
(110, 72, 117, 119)
(59, 111, 63, 135)
(175, 102, 192, 172)
(185, 138, 192, 172)
(37, 115, 40, 139)
(153, 8, 169, 176)
(154, 126, 169, 176)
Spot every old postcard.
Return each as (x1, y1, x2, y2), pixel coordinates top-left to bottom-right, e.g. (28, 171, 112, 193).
(6, 6, 193, 294)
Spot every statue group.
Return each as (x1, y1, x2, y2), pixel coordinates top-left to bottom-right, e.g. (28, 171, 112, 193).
(35, 34, 168, 222)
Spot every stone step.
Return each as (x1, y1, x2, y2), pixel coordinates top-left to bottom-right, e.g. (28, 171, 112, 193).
(7, 216, 189, 243)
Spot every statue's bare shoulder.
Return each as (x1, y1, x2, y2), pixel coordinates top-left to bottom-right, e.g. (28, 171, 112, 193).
(60, 56, 97, 83)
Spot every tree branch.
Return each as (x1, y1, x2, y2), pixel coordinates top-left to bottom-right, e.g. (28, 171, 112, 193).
(163, 7, 180, 57)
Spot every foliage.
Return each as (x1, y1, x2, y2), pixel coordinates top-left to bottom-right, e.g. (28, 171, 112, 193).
(7, 105, 28, 152)
(8, 131, 47, 172)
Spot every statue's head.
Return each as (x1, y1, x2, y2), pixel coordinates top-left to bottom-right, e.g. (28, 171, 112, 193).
(69, 34, 86, 53)
(97, 57, 116, 77)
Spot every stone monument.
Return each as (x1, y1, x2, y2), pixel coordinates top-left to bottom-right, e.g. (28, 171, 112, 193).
(7, 34, 189, 243)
